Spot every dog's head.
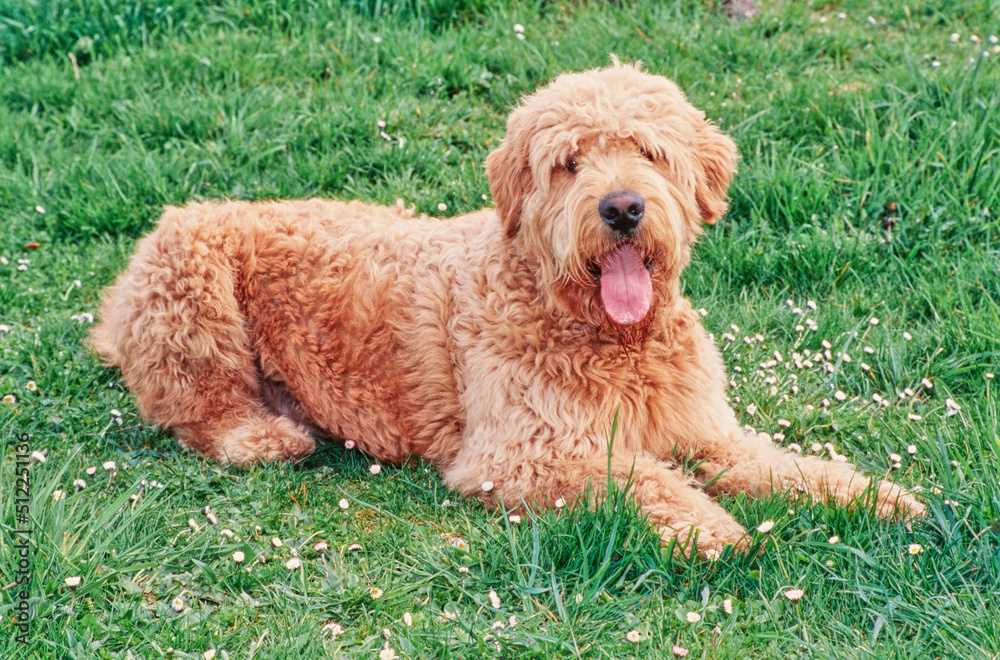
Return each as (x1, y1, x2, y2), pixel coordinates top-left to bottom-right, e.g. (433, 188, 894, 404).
(486, 60, 737, 334)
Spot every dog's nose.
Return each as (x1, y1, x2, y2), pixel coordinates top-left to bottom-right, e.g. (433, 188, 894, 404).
(598, 191, 645, 235)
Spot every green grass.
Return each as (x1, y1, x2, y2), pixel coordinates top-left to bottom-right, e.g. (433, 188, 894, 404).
(2, 0, 999, 657)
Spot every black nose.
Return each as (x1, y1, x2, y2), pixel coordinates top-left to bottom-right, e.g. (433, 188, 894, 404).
(598, 191, 645, 235)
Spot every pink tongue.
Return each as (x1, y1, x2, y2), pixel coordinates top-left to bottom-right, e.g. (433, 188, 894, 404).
(599, 245, 652, 325)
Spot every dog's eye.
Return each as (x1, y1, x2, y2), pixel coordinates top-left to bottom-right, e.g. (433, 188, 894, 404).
(565, 156, 578, 174)
(640, 147, 655, 162)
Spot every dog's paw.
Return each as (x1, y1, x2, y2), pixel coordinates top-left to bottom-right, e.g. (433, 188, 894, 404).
(218, 416, 316, 466)
(874, 480, 926, 521)
(660, 519, 748, 559)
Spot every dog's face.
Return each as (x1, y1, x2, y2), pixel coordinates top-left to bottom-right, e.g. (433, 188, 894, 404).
(486, 62, 737, 332)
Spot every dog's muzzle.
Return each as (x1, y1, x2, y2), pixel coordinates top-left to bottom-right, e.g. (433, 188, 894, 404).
(593, 191, 652, 326)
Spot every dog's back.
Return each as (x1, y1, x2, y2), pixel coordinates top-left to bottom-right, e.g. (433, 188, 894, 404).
(90, 197, 496, 465)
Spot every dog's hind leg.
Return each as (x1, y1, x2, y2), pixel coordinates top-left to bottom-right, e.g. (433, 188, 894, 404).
(175, 407, 316, 466)
(93, 211, 315, 466)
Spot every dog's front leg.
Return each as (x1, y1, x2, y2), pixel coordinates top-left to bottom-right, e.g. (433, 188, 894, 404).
(442, 444, 748, 556)
(691, 429, 925, 520)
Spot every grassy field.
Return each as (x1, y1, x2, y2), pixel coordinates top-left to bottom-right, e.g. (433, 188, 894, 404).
(2, 0, 999, 657)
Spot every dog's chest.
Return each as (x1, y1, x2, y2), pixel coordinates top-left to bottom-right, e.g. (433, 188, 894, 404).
(462, 300, 719, 450)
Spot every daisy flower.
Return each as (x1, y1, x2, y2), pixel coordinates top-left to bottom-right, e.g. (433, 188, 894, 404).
(321, 622, 344, 639)
(370, 587, 384, 599)
(756, 520, 775, 534)
(626, 630, 642, 643)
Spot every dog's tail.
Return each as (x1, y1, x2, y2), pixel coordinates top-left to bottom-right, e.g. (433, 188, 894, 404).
(90, 284, 123, 367)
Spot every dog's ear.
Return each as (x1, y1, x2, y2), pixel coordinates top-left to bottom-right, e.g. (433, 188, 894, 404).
(485, 129, 533, 239)
(693, 119, 738, 224)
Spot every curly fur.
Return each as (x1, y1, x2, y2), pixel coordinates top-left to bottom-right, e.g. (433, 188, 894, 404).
(92, 61, 923, 555)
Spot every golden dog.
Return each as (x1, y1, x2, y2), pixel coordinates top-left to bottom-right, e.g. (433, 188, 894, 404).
(93, 61, 922, 554)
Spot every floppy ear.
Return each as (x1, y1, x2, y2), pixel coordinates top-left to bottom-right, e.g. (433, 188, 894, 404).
(485, 122, 533, 240)
(693, 118, 738, 224)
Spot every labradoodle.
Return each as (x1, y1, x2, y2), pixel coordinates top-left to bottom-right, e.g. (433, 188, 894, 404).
(92, 61, 923, 554)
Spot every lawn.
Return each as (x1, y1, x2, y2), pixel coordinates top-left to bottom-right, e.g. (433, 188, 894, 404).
(1, 0, 999, 658)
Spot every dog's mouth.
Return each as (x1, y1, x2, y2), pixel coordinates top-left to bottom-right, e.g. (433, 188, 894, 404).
(587, 254, 654, 279)
(588, 244, 654, 326)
